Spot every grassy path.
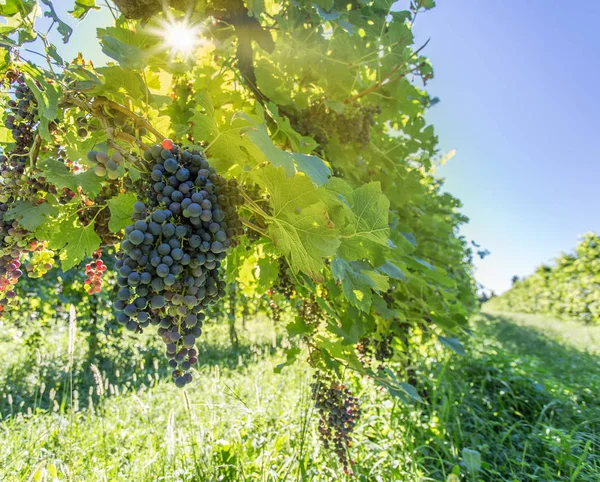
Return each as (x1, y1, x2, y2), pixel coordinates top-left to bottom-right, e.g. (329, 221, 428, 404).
(0, 311, 598, 481)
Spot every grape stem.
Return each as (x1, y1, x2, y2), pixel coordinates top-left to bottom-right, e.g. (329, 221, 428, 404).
(62, 93, 150, 173)
(238, 188, 271, 219)
(93, 97, 166, 141)
(345, 39, 430, 104)
(114, 131, 150, 151)
(29, 134, 42, 169)
(239, 217, 268, 237)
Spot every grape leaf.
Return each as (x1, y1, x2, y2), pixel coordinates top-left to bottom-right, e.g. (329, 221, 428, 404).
(107, 193, 136, 233)
(69, 0, 98, 19)
(292, 153, 331, 186)
(94, 66, 148, 101)
(266, 102, 318, 153)
(39, 159, 78, 191)
(40, 0, 73, 43)
(38, 160, 102, 197)
(74, 169, 103, 198)
(251, 167, 340, 280)
(190, 94, 254, 170)
(438, 336, 466, 356)
(338, 182, 391, 260)
(376, 260, 406, 281)
(22, 71, 61, 121)
(48, 216, 101, 271)
(244, 120, 296, 176)
(100, 34, 145, 69)
(331, 257, 374, 312)
(5, 201, 58, 231)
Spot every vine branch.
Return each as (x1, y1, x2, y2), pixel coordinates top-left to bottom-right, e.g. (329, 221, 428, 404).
(92, 97, 166, 140)
(239, 217, 268, 237)
(345, 39, 430, 104)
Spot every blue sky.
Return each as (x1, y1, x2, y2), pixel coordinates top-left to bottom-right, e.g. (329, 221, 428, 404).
(21, 1, 600, 294)
(413, 1, 600, 293)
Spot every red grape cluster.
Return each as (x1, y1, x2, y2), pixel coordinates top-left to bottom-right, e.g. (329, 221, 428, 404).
(84, 250, 107, 295)
(311, 371, 361, 474)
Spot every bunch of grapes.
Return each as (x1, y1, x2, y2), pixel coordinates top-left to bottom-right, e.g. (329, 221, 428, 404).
(273, 259, 295, 299)
(112, 140, 243, 387)
(292, 101, 381, 148)
(25, 242, 55, 278)
(311, 371, 361, 473)
(356, 334, 394, 369)
(79, 181, 123, 245)
(86, 149, 123, 179)
(3, 75, 38, 155)
(268, 296, 282, 322)
(74, 115, 100, 138)
(300, 295, 323, 327)
(0, 154, 25, 203)
(0, 204, 28, 315)
(335, 103, 382, 146)
(84, 250, 107, 295)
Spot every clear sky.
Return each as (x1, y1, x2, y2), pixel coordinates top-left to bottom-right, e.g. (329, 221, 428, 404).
(20, 1, 600, 294)
(412, 1, 600, 293)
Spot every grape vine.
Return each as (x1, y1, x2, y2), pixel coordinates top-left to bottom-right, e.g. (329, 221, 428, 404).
(0, 0, 478, 469)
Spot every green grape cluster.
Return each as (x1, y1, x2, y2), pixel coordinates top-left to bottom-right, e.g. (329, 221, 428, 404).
(293, 102, 382, 148)
(25, 243, 55, 279)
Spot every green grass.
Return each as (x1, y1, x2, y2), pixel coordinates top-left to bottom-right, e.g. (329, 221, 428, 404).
(0, 310, 598, 481)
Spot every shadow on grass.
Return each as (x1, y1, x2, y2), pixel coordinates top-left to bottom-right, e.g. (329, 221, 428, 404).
(477, 312, 600, 396)
(0, 330, 285, 418)
(417, 312, 600, 481)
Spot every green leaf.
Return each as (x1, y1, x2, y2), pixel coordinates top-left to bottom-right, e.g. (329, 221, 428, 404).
(22, 73, 61, 122)
(438, 336, 466, 356)
(39, 159, 78, 191)
(41, 0, 73, 43)
(462, 448, 481, 474)
(5, 201, 58, 231)
(244, 120, 296, 176)
(107, 193, 136, 233)
(292, 153, 331, 186)
(331, 257, 373, 312)
(274, 346, 301, 374)
(48, 217, 101, 271)
(190, 94, 254, 170)
(251, 167, 340, 280)
(100, 34, 145, 69)
(74, 169, 103, 198)
(69, 0, 98, 19)
(94, 66, 149, 101)
(337, 182, 391, 260)
(266, 102, 317, 153)
(286, 316, 313, 337)
(376, 260, 406, 281)
(0, 0, 36, 17)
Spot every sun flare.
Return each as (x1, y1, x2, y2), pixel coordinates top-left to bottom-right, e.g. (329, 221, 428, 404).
(160, 19, 204, 57)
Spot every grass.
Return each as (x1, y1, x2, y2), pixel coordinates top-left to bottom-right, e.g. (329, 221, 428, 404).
(0, 309, 598, 481)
